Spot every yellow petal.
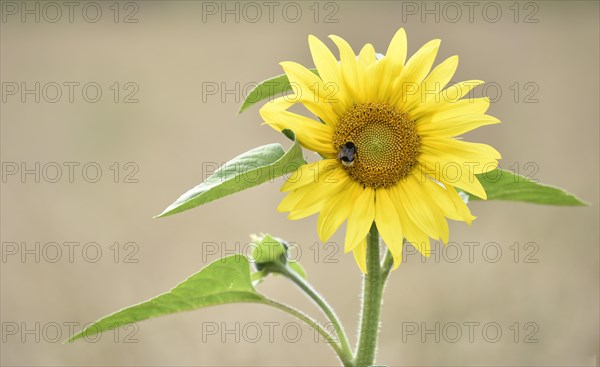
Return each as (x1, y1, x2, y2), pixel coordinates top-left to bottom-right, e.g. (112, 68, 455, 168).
(389, 185, 431, 256)
(403, 39, 442, 82)
(317, 181, 359, 242)
(446, 184, 477, 224)
(419, 156, 490, 199)
(396, 176, 448, 242)
(420, 137, 501, 172)
(279, 169, 348, 218)
(308, 35, 341, 85)
(364, 61, 386, 102)
(344, 186, 375, 252)
(385, 28, 408, 67)
(401, 55, 459, 113)
(260, 96, 336, 156)
(281, 159, 338, 192)
(375, 188, 404, 269)
(279, 61, 341, 125)
(376, 28, 408, 102)
(329, 35, 359, 102)
(410, 85, 487, 121)
(419, 114, 500, 137)
(287, 201, 325, 220)
(308, 35, 351, 114)
(418, 175, 475, 224)
(395, 39, 441, 107)
(292, 169, 348, 209)
(420, 97, 490, 122)
(444, 80, 485, 101)
(352, 238, 368, 273)
(452, 174, 488, 200)
(278, 167, 340, 212)
(356, 43, 377, 103)
(357, 43, 376, 68)
(277, 185, 310, 212)
(287, 171, 349, 220)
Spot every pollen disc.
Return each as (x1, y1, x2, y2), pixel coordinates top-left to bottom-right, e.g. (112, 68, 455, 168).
(332, 102, 421, 188)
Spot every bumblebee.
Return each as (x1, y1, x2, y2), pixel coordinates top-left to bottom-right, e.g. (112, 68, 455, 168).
(338, 142, 357, 167)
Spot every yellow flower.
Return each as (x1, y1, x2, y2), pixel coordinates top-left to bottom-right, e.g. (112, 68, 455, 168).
(260, 28, 501, 272)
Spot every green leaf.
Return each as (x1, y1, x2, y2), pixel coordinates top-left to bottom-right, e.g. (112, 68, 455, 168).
(238, 69, 319, 114)
(155, 130, 306, 218)
(469, 169, 587, 206)
(67, 255, 265, 342)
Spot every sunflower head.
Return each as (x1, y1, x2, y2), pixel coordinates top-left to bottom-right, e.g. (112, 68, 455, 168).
(260, 28, 501, 272)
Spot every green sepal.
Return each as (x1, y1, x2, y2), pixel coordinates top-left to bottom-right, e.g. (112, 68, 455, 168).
(251, 234, 288, 269)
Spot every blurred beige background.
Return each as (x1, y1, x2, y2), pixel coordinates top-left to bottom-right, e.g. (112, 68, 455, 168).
(1, 1, 598, 366)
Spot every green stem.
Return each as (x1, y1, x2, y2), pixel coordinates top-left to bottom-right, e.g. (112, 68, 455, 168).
(276, 265, 354, 366)
(354, 223, 394, 367)
(381, 247, 394, 281)
(263, 298, 352, 366)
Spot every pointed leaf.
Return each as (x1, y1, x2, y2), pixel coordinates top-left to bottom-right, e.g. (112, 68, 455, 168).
(67, 255, 265, 342)
(468, 169, 587, 206)
(156, 131, 305, 218)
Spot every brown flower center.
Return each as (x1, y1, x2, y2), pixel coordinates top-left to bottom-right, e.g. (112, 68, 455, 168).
(332, 102, 421, 188)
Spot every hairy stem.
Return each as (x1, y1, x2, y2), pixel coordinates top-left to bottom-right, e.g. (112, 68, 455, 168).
(354, 223, 394, 367)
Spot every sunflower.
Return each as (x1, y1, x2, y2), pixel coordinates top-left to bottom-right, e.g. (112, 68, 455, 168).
(259, 28, 501, 272)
